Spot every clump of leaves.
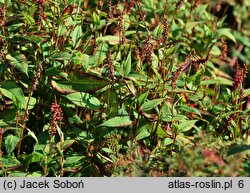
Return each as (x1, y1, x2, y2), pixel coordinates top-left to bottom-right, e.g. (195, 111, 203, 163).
(0, 0, 249, 176)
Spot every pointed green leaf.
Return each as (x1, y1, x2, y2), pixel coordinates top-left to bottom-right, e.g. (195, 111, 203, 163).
(24, 97, 37, 110)
(1, 81, 26, 109)
(63, 139, 75, 149)
(45, 67, 68, 78)
(8, 172, 28, 177)
(1, 155, 21, 167)
(228, 145, 250, 156)
(138, 91, 149, 106)
(164, 138, 173, 146)
(96, 35, 120, 45)
(141, 98, 165, 111)
(218, 28, 236, 43)
(161, 114, 188, 122)
(156, 125, 169, 138)
(61, 105, 83, 124)
(26, 172, 43, 177)
(65, 156, 85, 165)
(136, 130, 150, 140)
(88, 42, 109, 67)
(100, 116, 132, 127)
(50, 52, 72, 60)
(51, 74, 109, 94)
(6, 53, 28, 75)
(101, 147, 113, 154)
(71, 52, 89, 70)
(152, 53, 159, 69)
(120, 51, 132, 76)
(29, 152, 44, 163)
(201, 78, 233, 86)
(177, 120, 197, 132)
(26, 128, 38, 143)
(72, 25, 82, 47)
(233, 31, 250, 47)
(18, 35, 44, 45)
(244, 88, 250, 97)
(21, 11, 35, 25)
(185, 21, 202, 31)
(177, 105, 201, 117)
(5, 134, 20, 154)
(64, 92, 101, 110)
(152, 24, 163, 39)
(0, 87, 13, 99)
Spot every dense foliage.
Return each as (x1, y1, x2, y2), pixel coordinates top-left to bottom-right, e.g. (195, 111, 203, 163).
(0, 0, 250, 176)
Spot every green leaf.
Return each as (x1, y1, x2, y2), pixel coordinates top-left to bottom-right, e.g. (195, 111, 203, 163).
(96, 35, 120, 45)
(100, 116, 132, 127)
(1, 81, 26, 109)
(64, 92, 101, 110)
(201, 78, 233, 86)
(8, 172, 28, 177)
(194, 4, 208, 16)
(151, 66, 162, 80)
(65, 156, 85, 165)
(1, 155, 21, 168)
(136, 130, 150, 140)
(244, 88, 250, 97)
(5, 134, 20, 154)
(73, 127, 87, 139)
(138, 91, 149, 106)
(120, 51, 132, 77)
(24, 97, 36, 110)
(6, 53, 28, 75)
(156, 125, 169, 138)
(0, 108, 17, 124)
(20, 152, 44, 166)
(92, 11, 100, 25)
(177, 120, 197, 132)
(233, 31, 250, 47)
(21, 11, 35, 25)
(227, 145, 250, 156)
(218, 28, 236, 43)
(185, 21, 202, 31)
(128, 72, 149, 83)
(71, 52, 89, 70)
(72, 25, 82, 47)
(45, 67, 68, 78)
(30, 152, 44, 163)
(101, 147, 113, 154)
(0, 87, 13, 99)
(152, 53, 159, 69)
(161, 115, 188, 122)
(63, 139, 75, 149)
(26, 128, 38, 143)
(210, 45, 221, 56)
(0, 120, 8, 127)
(51, 73, 109, 94)
(61, 105, 83, 124)
(18, 35, 44, 45)
(50, 52, 72, 60)
(88, 42, 108, 67)
(152, 24, 163, 40)
(177, 105, 201, 117)
(123, 14, 130, 30)
(26, 172, 43, 177)
(141, 98, 165, 111)
(163, 138, 173, 146)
